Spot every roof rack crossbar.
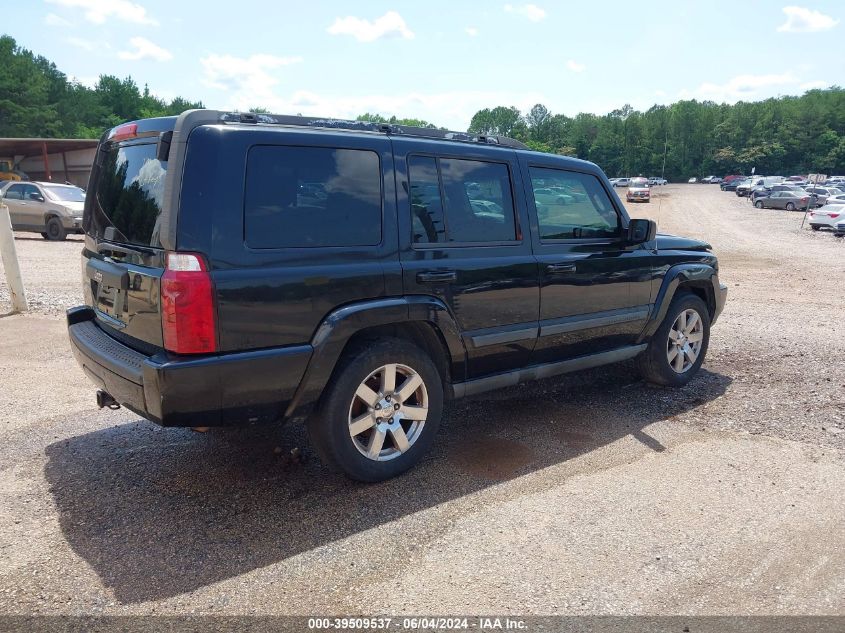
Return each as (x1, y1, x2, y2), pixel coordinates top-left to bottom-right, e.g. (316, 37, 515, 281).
(217, 111, 529, 150)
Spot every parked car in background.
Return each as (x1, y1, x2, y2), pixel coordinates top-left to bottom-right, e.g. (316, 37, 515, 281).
(804, 187, 834, 207)
(834, 221, 845, 237)
(721, 178, 746, 191)
(609, 178, 620, 186)
(614, 177, 631, 187)
(807, 204, 845, 230)
(688, 177, 697, 183)
(534, 187, 574, 205)
(736, 178, 763, 196)
(750, 184, 805, 204)
(753, 190, 810, 211)
(710, 177, 723, 184)
(700, 176, 715, 183)
(0, 181, 86, 240)
(824, 194, 845, 205)
(648, 177, 667, 186)
(626, 177, 650, 203)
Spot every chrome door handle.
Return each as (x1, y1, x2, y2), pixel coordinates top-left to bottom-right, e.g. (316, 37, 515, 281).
(547, 263, 577, 273)
(417, 270, 457, 283)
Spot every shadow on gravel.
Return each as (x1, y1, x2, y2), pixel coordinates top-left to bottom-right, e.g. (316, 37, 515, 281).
(45, 363, 730, 603)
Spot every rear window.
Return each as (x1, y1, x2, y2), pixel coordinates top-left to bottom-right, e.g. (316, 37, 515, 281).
(87, 143, 167, 247)
(244, 145, 382, 249)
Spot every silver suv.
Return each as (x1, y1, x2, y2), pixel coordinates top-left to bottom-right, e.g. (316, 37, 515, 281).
(0, 181, 85, 240)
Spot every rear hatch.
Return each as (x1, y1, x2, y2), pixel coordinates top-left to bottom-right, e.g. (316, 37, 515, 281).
(82, 118, 176, 352)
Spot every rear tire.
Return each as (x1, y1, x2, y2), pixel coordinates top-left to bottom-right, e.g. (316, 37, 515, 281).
(636, 293, 710, 388)
(786, 202, 795, 211)
(45, 217, 67, 241)
(811, 225, 820, 231)
(308, 338, 444, 482)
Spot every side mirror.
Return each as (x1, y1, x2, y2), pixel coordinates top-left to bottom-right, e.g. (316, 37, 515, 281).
(28, 193, 44, 202)
(627, 218, 657, 244)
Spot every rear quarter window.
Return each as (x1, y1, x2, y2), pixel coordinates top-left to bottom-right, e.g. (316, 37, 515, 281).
(244, 146, 382, 249)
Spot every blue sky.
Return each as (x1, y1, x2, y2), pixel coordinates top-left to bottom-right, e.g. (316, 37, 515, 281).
(11, 0, 845, 129)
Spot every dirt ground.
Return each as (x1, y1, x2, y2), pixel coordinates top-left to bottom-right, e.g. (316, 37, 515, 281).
(0, 185, 843, 616)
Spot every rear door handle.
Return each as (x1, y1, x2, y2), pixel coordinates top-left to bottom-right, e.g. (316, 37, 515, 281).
(547, 263, 577, 274)
(417, 270, 457, 283)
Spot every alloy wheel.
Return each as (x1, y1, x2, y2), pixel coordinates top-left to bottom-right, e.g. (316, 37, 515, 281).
(348, 363, 429, 461)
(666, 308, 704, 373)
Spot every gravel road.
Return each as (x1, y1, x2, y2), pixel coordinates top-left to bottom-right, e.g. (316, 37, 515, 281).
(0, 185, 843, 616)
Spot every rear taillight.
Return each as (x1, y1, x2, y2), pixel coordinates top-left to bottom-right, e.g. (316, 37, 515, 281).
(830, 213, 841, 218)
(161, 252, 217, 354)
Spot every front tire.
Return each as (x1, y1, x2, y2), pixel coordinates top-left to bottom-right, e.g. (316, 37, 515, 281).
(45, 217, 67, 241)
(637, 293, 710, 387)
(754, 200, 763, 208)
(308, 338, 444, 482)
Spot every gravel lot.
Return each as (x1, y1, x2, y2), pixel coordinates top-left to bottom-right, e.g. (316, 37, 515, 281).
(0, 185, 843, 616)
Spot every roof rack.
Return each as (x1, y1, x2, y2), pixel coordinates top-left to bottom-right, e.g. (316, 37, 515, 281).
(217, 111, 529, 150)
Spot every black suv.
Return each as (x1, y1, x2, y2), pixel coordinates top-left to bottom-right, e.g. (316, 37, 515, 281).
(68, 110, 727, 481)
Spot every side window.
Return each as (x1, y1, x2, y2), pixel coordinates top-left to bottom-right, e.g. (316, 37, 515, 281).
(440, 158, 517, 243)
(24, 185, 40, 200)
(244, 145, 382, 249)
(4, 184, 24, 200)
(529, 167, 621, 240)
(408, 156, 446, 244)
(408, 155, 518, 244)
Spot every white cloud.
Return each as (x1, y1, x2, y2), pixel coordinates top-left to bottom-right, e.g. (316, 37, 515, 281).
(327, 11, 414, 42)
(118, 37, 172, 62)
(44, 12, 73, 27)
(680, 72, 796, 102)
(504, 4, 546, 22)
(67, 36, 96, 51)
(777, 6, 838, 32)
(566, 59, 585, 73)
(45, 0, 156, 25)
(465, 27, 479, 37)
(800, 80, 829, 90)
(200, 53, 303, 108)
(70, 75, 99, 88)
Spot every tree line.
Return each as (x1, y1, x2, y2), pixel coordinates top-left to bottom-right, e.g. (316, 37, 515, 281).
(468, 94, 845, 179)
(0, 35, 202, 140)
(3, 33, 844, 179)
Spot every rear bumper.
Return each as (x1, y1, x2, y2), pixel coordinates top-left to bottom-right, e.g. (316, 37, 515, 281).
(67, 306, 312, 426)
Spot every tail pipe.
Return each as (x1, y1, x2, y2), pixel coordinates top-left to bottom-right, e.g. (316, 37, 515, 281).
(96, 390, 121, 410)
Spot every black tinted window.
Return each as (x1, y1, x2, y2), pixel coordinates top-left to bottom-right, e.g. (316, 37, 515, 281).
(245, 146, 381, 248)
(408, 156, 446, 243)
(408, 156, 517, 244)
(88, 143, 167, 247)
(4, 184, 25, 200)
(529, 168, 620, 240)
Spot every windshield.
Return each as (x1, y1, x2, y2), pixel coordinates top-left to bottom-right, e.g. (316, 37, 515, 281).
(86, 142, 167, 247)
(629, 180, 648, 187)
(43, 185, 85, 202)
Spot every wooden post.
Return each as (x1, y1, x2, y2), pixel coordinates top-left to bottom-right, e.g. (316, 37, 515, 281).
(0, 203, 28, 313)
(41, 141, 52, 181)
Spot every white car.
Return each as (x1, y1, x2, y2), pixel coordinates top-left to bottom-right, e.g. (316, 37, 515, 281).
(688, 177, 698, 184)
(807, 204, 845, 231)
(626, 178, 651, 203)
(648, 177, 668, 186)
(0, 181, 86, 240)
(614, 177, 631, 187)
(826, 194, 845, 205)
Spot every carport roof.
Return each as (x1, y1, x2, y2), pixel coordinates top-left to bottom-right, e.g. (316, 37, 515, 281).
(0, 138, 98, 158)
